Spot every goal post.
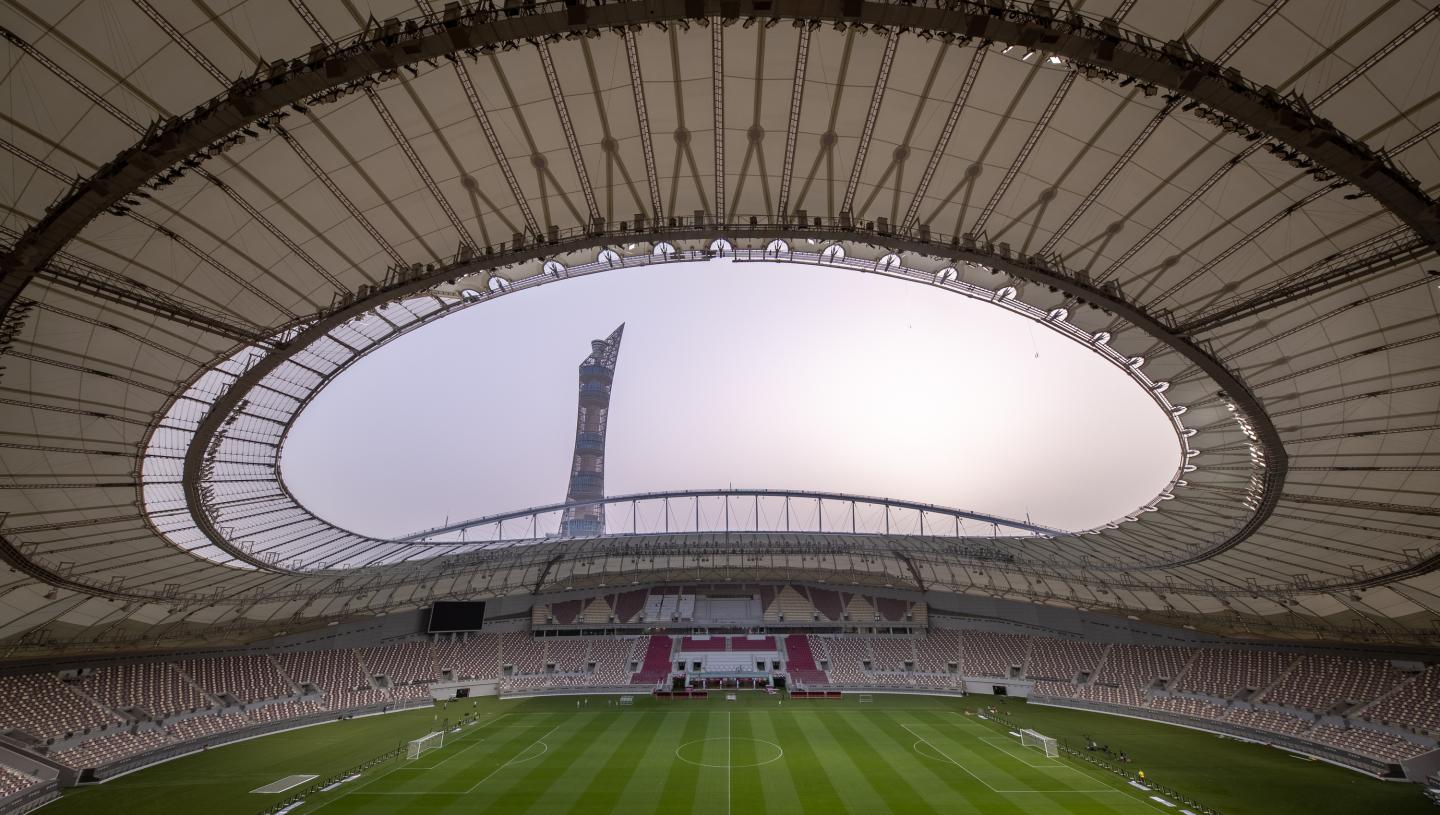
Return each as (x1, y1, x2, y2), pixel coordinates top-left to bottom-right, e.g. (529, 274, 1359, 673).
(1019, 729, 1059, 758)
(406, 731, 444, 760)
(857, 694, 874, 704)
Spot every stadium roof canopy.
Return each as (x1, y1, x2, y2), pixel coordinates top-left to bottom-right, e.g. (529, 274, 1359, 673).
(1, 0, 1438, 653)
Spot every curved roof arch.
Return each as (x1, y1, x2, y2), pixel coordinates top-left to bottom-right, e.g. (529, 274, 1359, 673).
(0, 0, 1438, 652)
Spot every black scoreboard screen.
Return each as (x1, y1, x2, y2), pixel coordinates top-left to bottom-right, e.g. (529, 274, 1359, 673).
(427, 601, 487, 632)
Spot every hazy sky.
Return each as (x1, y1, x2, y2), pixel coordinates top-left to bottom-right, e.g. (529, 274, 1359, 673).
(282, 259, 1181, 538)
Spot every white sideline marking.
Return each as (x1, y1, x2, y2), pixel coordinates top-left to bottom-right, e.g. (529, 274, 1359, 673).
(250, 774, 317, 794)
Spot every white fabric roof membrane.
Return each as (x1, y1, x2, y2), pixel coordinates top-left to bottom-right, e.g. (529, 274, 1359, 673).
(0, 0, 1437, 653)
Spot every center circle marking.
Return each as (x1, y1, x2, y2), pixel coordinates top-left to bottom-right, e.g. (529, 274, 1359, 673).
(674, 737, 785, 768)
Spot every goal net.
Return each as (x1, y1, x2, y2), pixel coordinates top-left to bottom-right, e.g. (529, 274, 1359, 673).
(858, 694, 874, 704)
(406, 731, 444, 760)
(1020, 729, 1059, 758)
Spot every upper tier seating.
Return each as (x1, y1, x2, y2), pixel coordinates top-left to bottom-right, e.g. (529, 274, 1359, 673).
(1176, 648, 1295, 698)
(359, 643, 436, 685)
(1026, 639, 1105, 682)
(433, 634, 500, 680)
(612, 590, 648, 623)
(1262, 655, 1406, 712)
(807, 589, 845, 621)
(0, 674, 116, 740)
(274, 649, 369, 694)
(767, 586, 817, 622)
(79, 663, 210, 718)
(179, 655, 293, 703)
(1359, 665, 1440, 734)
(1096, 645, 1192, 688)
(960, 631, 1028, 677)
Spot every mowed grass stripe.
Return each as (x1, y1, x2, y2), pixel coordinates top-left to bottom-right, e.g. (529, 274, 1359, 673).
(905, 712, 1152, 815)
(361, 716, 549, 797)
(862, 710, 1026, 815)
(728, 710, 770, 813)
(657, 709, 720, 814)
(788, 709, 899, 814)
(766, 710, 847, 815)
(571, 710, 670, 813)
(606, 710, 698, 813)
(948, 716, 1169, 815)
(820, 711, 941, 815)
(908, 711, 1067, 793)
(469, 711, 617, 810)
(738, 710, 803, 814)
(517, 711, 647, 814)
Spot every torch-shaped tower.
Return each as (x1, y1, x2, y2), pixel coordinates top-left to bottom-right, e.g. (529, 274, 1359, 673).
(559, 323, 624, 536)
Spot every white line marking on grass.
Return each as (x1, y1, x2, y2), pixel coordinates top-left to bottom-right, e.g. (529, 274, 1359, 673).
(903, 724, 1004, 793)
(903, 724, 1113, 794)
(674, 738, 784, 769)
(463, 723, 563, 794)
(947, 713, 1175, 815)
(251, 775, 317, 793)
(726, 710, 731, 815)
(305, 713, 515, 811)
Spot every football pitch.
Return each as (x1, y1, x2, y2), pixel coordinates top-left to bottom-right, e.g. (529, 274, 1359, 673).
(45, 694, 1432, 815)
(302, 705, 1156, 814)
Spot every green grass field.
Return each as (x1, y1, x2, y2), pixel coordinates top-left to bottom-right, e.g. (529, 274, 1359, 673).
(45, 694, 1432, 815)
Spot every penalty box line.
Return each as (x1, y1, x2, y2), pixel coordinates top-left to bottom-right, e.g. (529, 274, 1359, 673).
(397, 715, 556, 771)
(901, 723, 1113, 794)
(464, 722, 564, 794)
(349, 721, 565, 797)
(307, 713, 518, 810)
